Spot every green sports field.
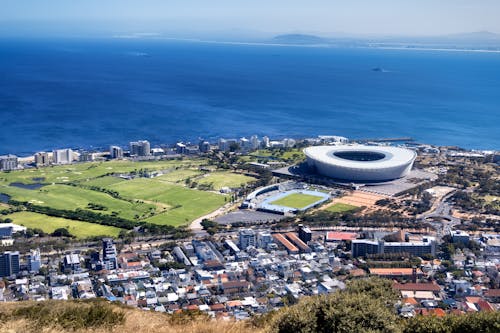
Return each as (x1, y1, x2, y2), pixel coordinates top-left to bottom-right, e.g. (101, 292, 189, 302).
(4, 211, 123, 238)
(197, 171, 256, 190)
(107, 178, 227, 226)
(270, 192, 326, 209)
(0, 184, 155, 220)
(0, 158, 251, 230)
(326, 203, 358, 213)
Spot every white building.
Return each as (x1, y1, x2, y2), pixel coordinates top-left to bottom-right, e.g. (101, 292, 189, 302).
(53, 149, 74, 165)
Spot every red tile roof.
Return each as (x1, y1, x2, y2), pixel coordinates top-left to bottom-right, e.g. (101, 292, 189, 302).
(369, 268, 422, 276)
(325, 232, 358, 241)
(484, 289, 500, 297)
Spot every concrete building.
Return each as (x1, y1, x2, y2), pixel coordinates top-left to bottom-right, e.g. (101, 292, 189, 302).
(239, 229, 256, 250)
(261, 136, 270, 148)
(129, 140, 151, 157)
(109, 146, 123, 159)
(0, 155, 18, 171)
(257, 231, 273, 249)
(451, 230, 470, 244)
(102, 238, 118, 270)
(199, 140, 211, 153)
(79, 151, 94, 162)
(34, 152, 50, 167)
(53, 149, 74, 165)
(250, 135, 260, 150)
(64, 254, 81, 272)
(175, 143, 187, 155)
(298, 225, 312, 244)
(0, 251, 20, 277)
(27, 249, 41, 273)
(304, 145, 416, 182)
(352, 237, 436, 257)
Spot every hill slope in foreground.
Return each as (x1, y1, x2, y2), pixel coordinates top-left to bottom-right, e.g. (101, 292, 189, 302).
(0, 278, 498, 333)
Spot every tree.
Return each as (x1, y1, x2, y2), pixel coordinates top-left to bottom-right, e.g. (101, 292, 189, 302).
(51, 228, 73, 238)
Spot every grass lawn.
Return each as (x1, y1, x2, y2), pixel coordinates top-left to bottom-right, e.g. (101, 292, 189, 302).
(270, 193, 325, 209)
(326, 203, 358, 213)
(4, 211, 122, 238)
(81, 176, 125, 187)
(156, 169, 202, 183)
(0, 184, 154, 220)
(0, 159, 207, 185)
(197, 171, 256, 190)
(108, 178, 227, 226)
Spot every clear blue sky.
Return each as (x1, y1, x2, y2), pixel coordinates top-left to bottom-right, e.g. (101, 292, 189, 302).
(2, 0, 500, 37)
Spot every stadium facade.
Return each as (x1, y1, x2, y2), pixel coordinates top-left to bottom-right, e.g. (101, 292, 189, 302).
(304, 145, 416, 182)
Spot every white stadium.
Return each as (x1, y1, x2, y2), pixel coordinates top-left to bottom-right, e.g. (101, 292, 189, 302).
(304, 145, 417, 182)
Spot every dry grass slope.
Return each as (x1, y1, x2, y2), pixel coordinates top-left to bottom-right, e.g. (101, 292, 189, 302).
(0, 299, 259, 333)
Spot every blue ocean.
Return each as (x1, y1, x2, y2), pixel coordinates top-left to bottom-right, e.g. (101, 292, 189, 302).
(0, 38, 499, 155)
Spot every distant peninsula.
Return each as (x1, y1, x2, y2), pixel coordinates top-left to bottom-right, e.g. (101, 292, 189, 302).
(271, 34, 329, 45)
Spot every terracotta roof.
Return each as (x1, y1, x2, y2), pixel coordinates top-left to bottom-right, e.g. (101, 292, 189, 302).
(417, 308, 446, 317)
(349, 268, 367, 277)
(484, 289, 500, 297)
(272, 233, 299, 253)
(369, 268, 422, 276)
(326, 232, 358, 241)
(402, 297, 418, 305)
(393, 282, 441, 292)
(226, 300, 242, 307)
(222, 281, 250, 289)
(210, 303, 225, 311)
(185, 304, 199, 311)
(477, 300, 495, 312)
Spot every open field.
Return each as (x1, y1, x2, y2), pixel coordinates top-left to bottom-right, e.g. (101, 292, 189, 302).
(325, 203, 358, 213)
(156, 169, 202, 183)
(0, 159, 250, 228)
(270, 192, 325, 209)
(81, 176, 126, 187)
(197, 171, 256, 190)
(4, 212, 123, 238)
(0, 159, 206, 185)
(334, 190, 386, 208)
(0, 184, 154, 220)
(107, 179, 227, 226)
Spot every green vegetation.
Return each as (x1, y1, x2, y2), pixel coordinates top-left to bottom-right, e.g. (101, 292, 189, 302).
(3, 212, 123, 238)
(259, 277, 500, 333)
(107, 178, 226, 226)
(270, 192, 325, 209)
(0, 184, 154, 220)
(326, 202, 358, 213)
(156, 169, 202, 183)
(249, 148, 305, 163)
(0, 159, 205, 185)
(196, 171, 256, 190)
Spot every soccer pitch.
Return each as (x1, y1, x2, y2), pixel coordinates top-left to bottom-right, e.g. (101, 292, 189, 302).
(270, 192, 326, 209)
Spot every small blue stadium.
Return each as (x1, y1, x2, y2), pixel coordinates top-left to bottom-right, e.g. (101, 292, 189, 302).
(257, 189, 330, 215)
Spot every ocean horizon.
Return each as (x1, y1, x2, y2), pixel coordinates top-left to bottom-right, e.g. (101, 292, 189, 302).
(1, 37, 499, 155)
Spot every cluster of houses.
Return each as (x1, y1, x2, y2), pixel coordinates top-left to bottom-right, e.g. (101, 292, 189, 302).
(1, 224, 499, 318)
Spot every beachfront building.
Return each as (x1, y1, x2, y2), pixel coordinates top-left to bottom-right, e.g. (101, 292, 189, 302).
(53, 148, 74, 164)
(129, 140, 151, 157)
(109, 146, 123, 159)
(0, 155, 18, 171)
(34, 152, 50, 167)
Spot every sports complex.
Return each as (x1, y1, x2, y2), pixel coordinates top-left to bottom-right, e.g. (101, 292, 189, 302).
(304, 145, 416, 182)
(242, 182, 330, 215)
